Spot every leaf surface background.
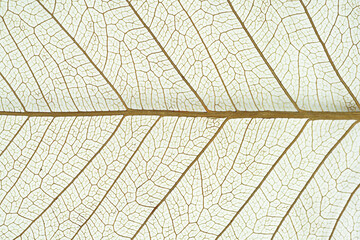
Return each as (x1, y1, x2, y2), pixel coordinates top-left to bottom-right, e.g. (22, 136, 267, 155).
(0, 0, 359, 239)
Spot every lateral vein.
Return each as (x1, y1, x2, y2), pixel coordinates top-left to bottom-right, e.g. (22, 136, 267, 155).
(14, 117, 125, 239)
(126, 0, 210, 112)
(271, 120, 359, 239)
(131, 118, 229, 239)
(299, 0, 360, 110)
(35, 0, 129, 110)
(227, 0, 301, 112)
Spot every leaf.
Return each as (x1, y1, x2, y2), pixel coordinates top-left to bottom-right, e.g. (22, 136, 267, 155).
(0, 0, 359, 239)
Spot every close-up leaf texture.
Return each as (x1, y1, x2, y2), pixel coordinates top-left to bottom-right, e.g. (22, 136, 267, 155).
(0, 0, 359, 239)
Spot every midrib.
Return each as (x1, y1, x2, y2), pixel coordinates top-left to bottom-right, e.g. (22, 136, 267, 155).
(1, 110, 360, 120)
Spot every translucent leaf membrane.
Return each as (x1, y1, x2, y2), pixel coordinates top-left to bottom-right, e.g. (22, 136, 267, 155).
(0, 11, 125, 112)
(1, 0, 359, 111)
(230, 0, 360, 111)
(330, 186, 360, 240)
(0, 0, 359, 239)
(0, 116, 359, 239)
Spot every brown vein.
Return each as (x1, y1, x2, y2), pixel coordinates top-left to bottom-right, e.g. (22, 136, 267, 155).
(14, 116, 125, 239)
(35, 0, 129, 110)
(329, 184, 360, 239)
(1, 110, 360, 120)
(299, 0, 360, 110)
(177, 0, 238, 111)
(70, 117, 161, 239)
(216, 119, 310, 239)
(1, 18, 52, 112)
(0, 72, 26, 112)
(0, 117, 28, 158)
(226, 0, 301, 112)
(131, 118, 228, 239)
(271, 120, 359, 239)
(126, 0, 210, 112)
(0, 118, 54, 205)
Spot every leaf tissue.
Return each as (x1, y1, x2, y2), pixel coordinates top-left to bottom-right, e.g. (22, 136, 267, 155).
(0, 0, 359, 239)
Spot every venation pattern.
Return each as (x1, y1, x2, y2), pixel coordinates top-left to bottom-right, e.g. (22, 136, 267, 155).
(0, 0, 359, 239)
